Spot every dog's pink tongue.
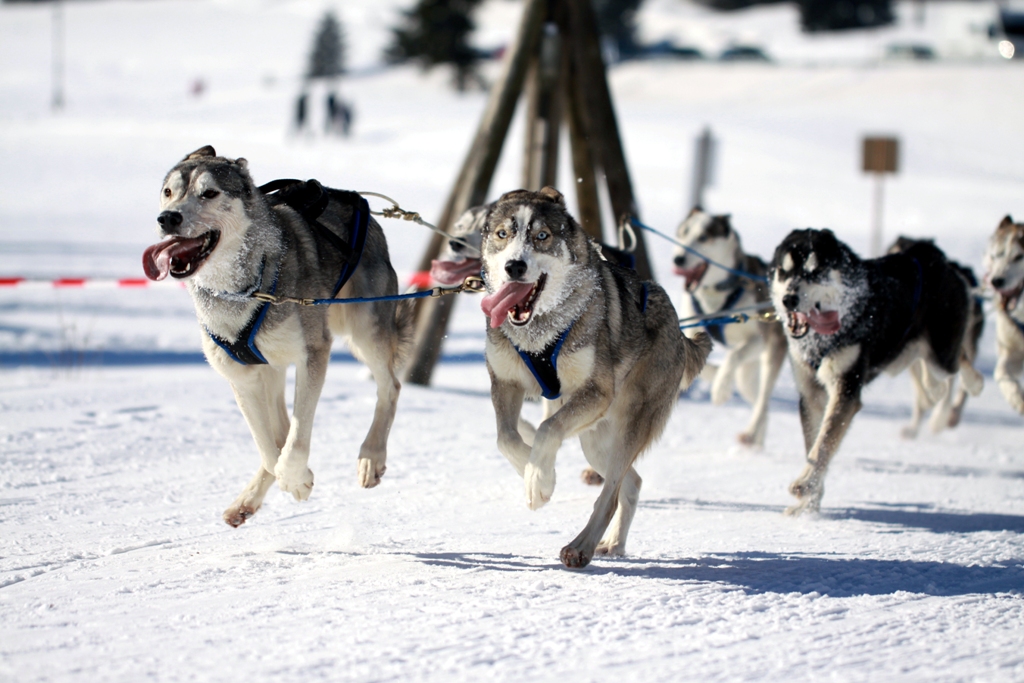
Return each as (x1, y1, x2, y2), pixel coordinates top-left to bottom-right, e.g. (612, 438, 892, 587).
(481, 281, 535, 328)
(807, 309, 841, 335)
(430, 258, 481, 285)
(142, 240, 175, 281)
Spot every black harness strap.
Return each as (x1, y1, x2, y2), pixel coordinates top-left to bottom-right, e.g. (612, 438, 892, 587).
(259, 179, 369, 295)
(691, 286, 746, 345)
(513, 322, 574, 400)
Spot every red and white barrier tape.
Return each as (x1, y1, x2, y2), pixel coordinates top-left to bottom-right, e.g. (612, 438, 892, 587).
(0, 277, 184, 289)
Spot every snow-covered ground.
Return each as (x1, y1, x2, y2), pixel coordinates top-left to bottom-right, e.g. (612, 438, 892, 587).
(1, 1, 1023, 681)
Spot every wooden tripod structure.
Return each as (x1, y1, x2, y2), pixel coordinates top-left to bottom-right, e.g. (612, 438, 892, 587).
(405, 0, 653, 385)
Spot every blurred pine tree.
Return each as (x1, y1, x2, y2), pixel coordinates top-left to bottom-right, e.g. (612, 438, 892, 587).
(307, 11, 346, 80)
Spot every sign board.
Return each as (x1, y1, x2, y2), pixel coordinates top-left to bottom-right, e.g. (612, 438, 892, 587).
(862, 136, 899, 174)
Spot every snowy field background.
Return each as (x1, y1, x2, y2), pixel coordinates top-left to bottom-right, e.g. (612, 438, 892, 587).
(2, 0, 1023, 681)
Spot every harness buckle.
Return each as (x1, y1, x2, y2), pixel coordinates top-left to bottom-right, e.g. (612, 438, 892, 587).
(461, 276, 486, 293)
(251, 292, 279, 304)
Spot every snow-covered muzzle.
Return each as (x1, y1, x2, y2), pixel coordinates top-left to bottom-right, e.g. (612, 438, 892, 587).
(785, 308, 840, 339)
(480, 274, 547, 328)
(772, 265, 850, 340)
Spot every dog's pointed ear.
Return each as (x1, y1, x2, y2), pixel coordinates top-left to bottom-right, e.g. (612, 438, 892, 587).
(234, 157, 248, 171)
(1001, 215, 1015, 228)
(721, 214, 733, 234)
(538, 186, 565, 206)
(184, 146, 216, 161)
(688, 206, 702, 216)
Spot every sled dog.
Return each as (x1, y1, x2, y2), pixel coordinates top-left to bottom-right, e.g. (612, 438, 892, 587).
(429, 204, 488, 285)
(888, 236, 985, 437)
(674, 208, 787, 447)
(145, 146, 413, 527)
(984, 215, 1024, 414)
(480, 187, 711, 567)
(770, 228, 982, 515)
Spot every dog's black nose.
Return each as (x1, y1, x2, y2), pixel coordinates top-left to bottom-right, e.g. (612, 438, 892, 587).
(991, 276, 1005, 289)
(782, 294, 800, 311)
(157, 211, 183, 233)
(505, 259, 527, 280)
(673, 254, 686, 267)
(449, 239, 464, 253)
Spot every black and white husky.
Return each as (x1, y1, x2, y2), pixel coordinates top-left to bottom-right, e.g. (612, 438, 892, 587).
(888, 236, 985, 437)
(144, 146, 413, 526)
(983, 215, 1024, 414)
(479, 187, 711, 567)
(770, 228, 982, 515)
(674, 208, 787, 447)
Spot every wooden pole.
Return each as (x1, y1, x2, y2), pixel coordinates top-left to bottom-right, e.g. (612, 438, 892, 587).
(565, 0, 653, 280)
(564, 47, 603, 241)
(522, 17, 565, 190)
(405, 0, 548, 386)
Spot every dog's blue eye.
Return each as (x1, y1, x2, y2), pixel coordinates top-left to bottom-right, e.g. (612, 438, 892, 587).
(497, 229, 508, 239)
(201, 189, 220, 200)
(536, 231, 548, 241)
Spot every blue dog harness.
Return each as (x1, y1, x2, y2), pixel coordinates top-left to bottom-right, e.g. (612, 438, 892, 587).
(511, 273, 650, 400)
(690, 286, 746, 345)
(513, 322, 575, 400)
(207, 180, 370, 366)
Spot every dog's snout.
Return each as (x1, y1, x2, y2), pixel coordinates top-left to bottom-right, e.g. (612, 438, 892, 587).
(505, 259, 527, 280)
(673, 254, 686, 268)
(991, 276, 1006, 289)
(157, 211, 183, 233)
(782, 294, 800, 312)
(449, 239, 464, 253)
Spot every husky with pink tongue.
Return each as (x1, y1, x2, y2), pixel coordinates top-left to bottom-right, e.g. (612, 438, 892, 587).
(144, 146, 413, 528)
(769, 228, 982, 516)
(480, 187, 711, 569)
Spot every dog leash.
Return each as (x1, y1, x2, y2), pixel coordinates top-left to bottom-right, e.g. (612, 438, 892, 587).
(358, 191, 482, 257)
(250, 275, 487, 307)
(678, 301, 779, 330)
(628, 216, 770, 284)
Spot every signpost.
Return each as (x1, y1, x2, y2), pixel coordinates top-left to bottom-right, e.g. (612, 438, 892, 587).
(862, 136, 899, 256)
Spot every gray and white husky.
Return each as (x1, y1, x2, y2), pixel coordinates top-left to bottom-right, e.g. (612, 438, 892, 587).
(144, 146, 413, 527)
(479, 187, 711, 568)
(983, 215, 1024, 414)
(673, 208, 786, 447)
(770, 228, 982, 515)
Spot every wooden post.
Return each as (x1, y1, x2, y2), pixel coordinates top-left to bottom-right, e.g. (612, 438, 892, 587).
(522, 18, 566, 190)
(565, 0, 653, 280)
(405, 0, 547, 386)
(861, 136, 899, 257)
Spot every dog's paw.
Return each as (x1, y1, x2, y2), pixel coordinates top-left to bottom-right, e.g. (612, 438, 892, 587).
(560, 544, 592, 569)
(274, 463, 314, 501)
(524, 462, 555, 510)
(787, 473, 823, 516)
(900, 424, 919, 440)
(580, 468, 604, 486)
(595, 540, 625, 557)
(736, 431, 764, 449)
(357, 457, 386, 489)
(223, 504, 257, 528)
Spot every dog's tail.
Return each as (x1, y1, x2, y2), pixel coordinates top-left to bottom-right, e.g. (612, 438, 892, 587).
(680, 330, 713, 391)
